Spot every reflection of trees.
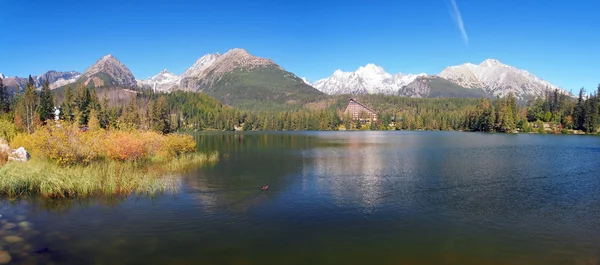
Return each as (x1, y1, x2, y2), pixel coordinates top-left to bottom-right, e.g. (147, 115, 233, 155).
(183, 133, 319, 210)
(190, 132, 319, 153)
(4, 195, 166, 213)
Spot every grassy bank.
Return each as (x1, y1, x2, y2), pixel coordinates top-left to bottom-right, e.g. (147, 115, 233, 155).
(0, 123, 219, 198)
(0, 152, 218, 198)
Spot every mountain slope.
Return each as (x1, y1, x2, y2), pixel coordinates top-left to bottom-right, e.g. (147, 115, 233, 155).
(313, 64, 426, 95)
(78, 54, 137, 88)
(176, 48, 323, 109)
(439, 59, 567, 99)
(0, 71, 81, 91)
(399, 76, 488, 98)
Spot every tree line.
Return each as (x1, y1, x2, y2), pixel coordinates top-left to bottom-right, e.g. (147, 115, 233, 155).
(1, 76, 599, 135)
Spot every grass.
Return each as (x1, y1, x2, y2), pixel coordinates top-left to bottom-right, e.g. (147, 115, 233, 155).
(0, 152, 219, 198)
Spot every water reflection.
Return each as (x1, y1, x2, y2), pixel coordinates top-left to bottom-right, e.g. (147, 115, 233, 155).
(1, 132, 599, 264)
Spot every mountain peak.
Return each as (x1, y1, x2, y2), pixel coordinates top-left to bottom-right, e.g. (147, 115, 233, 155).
(226, 48, 249, 56)
(80, 54, 137, 88)
(159, 69, 172, 75)
(439, 59, 566, 99)
(357, 63, 385, 74)
(480, 59, 503, 67)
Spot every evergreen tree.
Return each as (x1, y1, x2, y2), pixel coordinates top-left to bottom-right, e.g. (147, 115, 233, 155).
(573, 87, 585, 130)
(99, 89, 110, 129)
(90, 87, 101, 112)
(61, 85, 74, 121)
(37, 79, 54, 123)
(0, 77, 9, 114)
(74, 83, 91, 125)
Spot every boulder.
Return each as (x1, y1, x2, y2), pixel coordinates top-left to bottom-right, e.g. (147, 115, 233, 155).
(8, 147, 29, 162)
(3, 236, 23, 244)
(1, 223, 15, 230)
(0, 250, 10, 264)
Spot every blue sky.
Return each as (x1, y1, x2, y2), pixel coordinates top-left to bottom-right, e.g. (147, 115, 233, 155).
(0, 0, 598, 92)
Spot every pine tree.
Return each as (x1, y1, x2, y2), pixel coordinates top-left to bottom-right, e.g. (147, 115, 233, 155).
(74, 83, 91, 126)
(573, 87, 585, 130)
(37, 79, 54, 123)
(99, 89, 110, 129)
(0, 77, 9, 114)
(90, 87, 100, 112)
(61, 85, 74, 121)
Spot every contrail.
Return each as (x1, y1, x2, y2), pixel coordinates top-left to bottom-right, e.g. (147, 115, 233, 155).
(449, 0, 468, 45)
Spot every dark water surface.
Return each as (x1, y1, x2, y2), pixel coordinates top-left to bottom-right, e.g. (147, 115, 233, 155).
(2, 131, 600, 264)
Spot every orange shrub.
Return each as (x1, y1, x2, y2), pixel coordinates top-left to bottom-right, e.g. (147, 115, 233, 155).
(8, 123, 197, 164)
(104, 131, 147, 161)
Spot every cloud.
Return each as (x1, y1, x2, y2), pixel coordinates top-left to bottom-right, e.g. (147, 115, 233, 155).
(449, 0, 469, 45)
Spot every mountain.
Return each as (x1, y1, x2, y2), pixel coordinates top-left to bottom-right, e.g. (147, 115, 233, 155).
(138, 69, 179, 92)
(175, 48, 323, 109)
(179, 53, 222, 91)
(0, 71, 81, 91)
(313, 64, 426, 95)
(78, 54, 137, 88)
(0, 73, 5, 79)
(398, 76, 488, 98)
(439, 59, 567, 99)
(37, 70, 81, 89)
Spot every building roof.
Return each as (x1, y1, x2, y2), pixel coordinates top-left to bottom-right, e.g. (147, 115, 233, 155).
(345, 98, 377, 114)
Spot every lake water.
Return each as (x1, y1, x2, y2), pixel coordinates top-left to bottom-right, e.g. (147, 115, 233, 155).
(2, 131, 600, 264)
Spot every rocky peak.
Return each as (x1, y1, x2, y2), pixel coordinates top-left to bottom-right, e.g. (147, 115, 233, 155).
(158, 69, 172, 75)
(80, 54, 137, 87)
(219, 48, 277, 70)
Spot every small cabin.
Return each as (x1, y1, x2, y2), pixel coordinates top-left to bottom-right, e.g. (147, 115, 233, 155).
(343, 98, 377, 121)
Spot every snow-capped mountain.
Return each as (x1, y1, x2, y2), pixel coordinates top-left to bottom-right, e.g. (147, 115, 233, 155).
(313, 64, 426, 95)
(0, 73, 5, 80)
(0, 71, 81, 90)
(138, 69, 179, 92)
(439, 59, 567, 99)
(37, 70, 81, 89)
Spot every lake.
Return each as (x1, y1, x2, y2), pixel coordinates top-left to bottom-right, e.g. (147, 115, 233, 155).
(1, 131, 600, 264)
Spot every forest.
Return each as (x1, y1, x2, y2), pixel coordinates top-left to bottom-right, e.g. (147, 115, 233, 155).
(1, 76, 599, 137)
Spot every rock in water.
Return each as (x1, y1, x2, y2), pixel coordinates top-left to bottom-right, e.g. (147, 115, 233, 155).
(0, 250, 11, 264)
(8, 147, 30, 162)
(18, 221, 32, 229)
(3, 235, 24, 243)
(1, 223, 16, 230)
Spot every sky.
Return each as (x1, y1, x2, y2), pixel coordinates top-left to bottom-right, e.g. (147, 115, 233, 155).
(0, 0, 598, 92)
